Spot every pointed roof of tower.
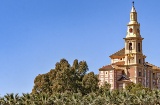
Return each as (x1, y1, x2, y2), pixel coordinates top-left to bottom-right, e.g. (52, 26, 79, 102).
(131, 1, 136, 12)
(131, 6, 136, 12)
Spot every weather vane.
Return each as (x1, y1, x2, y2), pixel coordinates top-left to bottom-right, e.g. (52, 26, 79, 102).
(132, 1, 134, 6)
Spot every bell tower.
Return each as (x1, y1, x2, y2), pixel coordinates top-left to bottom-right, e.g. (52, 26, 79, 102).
(124, 2, 146, 84)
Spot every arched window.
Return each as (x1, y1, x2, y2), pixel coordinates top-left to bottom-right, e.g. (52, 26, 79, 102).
(153, 73, 155, 78)
(139, 59, 141, 64)
(138, 70, 142, 76)
(138, 43, 141, 52)
(129, 43, 132, 50)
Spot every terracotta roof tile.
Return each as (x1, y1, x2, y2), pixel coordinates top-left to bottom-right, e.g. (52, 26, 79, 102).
(112, 61, 125, 65)
(99, 64, 113, 70)
(146, 62, 160, 70)
(109, 48, 125, 58)
(99, 61, 125, 71)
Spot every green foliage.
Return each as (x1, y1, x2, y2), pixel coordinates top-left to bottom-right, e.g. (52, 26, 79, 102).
(1, 88, 160, 104)
(125, 82, 151, 94)
(98, 82, 111, 94)
(2, 59, 160, 104)
(32, 59, 99, 95)
(82, 72, 99, 94)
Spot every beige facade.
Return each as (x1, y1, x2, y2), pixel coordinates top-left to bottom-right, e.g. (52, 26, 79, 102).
(99, 3, 160, 89)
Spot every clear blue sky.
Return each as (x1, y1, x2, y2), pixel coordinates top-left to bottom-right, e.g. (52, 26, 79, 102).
(0, 0, 160, 96)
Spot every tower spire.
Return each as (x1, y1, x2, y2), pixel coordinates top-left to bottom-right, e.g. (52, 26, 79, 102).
(130, 1, 137, 23)
(131, 1, 136, 13)
(126, 1, 141, 38)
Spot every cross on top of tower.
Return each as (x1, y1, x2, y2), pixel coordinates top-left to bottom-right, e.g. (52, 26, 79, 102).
(132, 1, 134, 7)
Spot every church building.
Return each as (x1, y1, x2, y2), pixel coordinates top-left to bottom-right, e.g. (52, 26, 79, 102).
(99, 2, 160, 89)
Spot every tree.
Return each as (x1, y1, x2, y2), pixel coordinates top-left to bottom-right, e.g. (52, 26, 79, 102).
(32, 58, 89, 95)
(3, 93, 20, 105)
(32, 73, 51, 94)
(21, 93, 32, 105)
(98, 82, 111, 94)
(125, 82, 146, 93)
(82, 72, 99, 94)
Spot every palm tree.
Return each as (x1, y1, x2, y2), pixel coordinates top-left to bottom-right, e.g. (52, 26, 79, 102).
(4, 93, 20, 105)
(83, 92, 97, 104)
(116, 91, 130, 105)
(0, 97, 6, 105)
(21, 93, 32, 105)
(150, 89, 160, 104)
(51, 93, 64, 105)
(70, 93, 82, 105)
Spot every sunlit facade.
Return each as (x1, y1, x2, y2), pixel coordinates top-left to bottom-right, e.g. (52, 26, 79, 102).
(99, 3, 160, 89)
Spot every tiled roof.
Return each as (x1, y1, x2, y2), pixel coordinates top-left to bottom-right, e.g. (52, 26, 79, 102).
(99, 61, 125, 71)
(109, 48, 125, 58)
(146, 62, 160, 70)
(99, 64, 113, 70)
(112, 61, 125, 65)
